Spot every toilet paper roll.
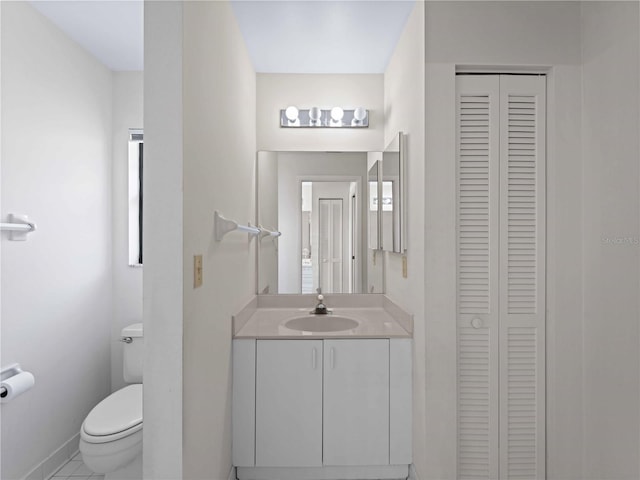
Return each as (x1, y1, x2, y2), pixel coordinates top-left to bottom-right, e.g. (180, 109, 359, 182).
(1, 371, 35, 403)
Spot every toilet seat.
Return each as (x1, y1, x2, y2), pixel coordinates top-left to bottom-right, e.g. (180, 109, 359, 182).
(81, 384, 142, 444)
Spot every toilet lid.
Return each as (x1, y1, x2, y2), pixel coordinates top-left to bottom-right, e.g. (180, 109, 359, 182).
(83, 384, 142, 439)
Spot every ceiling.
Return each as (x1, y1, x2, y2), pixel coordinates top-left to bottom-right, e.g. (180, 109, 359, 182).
(230, 1, 415, 74)
(30, 1, 144, 72)
(29, 0, 414, 74)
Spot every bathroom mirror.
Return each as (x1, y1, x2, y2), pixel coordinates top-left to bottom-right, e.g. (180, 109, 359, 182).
(256, 151, 385, 295)
(381, 132, 406, 253)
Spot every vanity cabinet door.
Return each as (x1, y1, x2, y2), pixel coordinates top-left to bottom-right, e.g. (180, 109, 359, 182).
(255, 340, 323, 467)
(323, 339, 390, 465)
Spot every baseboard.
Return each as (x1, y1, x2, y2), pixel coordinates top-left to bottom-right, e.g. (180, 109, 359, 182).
(228, 466, 237, 480)
(236, 465, 408, 480)
(22, 433, 80, 480)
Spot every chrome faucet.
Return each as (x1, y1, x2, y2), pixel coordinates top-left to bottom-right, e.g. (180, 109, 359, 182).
(312, 288, 329, 315)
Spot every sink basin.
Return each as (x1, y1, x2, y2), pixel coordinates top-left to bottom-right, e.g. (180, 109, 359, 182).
(284, 315, 359, 333)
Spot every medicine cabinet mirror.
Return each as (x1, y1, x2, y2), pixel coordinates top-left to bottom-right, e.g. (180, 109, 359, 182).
(367, 157, 381, 251)
(256, 151, 385, 295)
(381, 132, 406, 253)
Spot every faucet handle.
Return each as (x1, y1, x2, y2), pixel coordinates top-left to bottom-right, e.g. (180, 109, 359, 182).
(316, 287, 322, 295)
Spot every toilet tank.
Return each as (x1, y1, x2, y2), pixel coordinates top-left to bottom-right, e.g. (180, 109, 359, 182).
(121, 323, 143, 383)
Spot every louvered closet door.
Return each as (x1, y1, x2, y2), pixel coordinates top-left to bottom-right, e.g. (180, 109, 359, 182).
(498, 75, 545, 480)
(456, 75, 500, 480)
(456, 74, 546, 480)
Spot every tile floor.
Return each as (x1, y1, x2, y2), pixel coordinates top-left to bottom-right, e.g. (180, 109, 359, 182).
(49, 452, 104, 480)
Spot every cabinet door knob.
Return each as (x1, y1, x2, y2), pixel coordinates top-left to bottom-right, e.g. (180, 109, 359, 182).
(330, 347, 335, 369)
(471, 317, 483, 329)
(312, 347, 317, 370)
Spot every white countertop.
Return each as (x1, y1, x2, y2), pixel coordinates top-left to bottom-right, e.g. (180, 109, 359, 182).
(233, 295, 412, 339)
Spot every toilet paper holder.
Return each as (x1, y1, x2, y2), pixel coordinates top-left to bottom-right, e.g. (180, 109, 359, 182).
(1, 363, 25, 398)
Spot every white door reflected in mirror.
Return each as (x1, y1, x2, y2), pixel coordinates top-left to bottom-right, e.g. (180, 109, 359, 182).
(305, 183, 352, 294)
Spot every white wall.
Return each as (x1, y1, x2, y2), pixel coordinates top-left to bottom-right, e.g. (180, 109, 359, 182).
(382, 1, 426, 477)
(1, 3, 113, 479)
(257, 74, 384, 152)
(423, 2, 583, 479)
(1, 3, 4, 474)
(581, 3, 640, 478)
(425, 1, 580, 66)
(111, 72, 143, 391)
(143, 2, 183, 479)
(182, 2, 257, 479)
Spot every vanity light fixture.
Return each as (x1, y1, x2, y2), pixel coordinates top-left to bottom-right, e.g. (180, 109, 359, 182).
(280, 106, 369, 128)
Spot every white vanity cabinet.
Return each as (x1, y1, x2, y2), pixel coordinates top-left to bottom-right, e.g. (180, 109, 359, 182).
(323, 339, 389, 465)
(232, 337, 412, 478)
(255, 339, 388, 467)
(255, 340, 323, 467)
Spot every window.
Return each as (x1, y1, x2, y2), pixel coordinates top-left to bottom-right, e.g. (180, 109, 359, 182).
(128, 129, 143, 266)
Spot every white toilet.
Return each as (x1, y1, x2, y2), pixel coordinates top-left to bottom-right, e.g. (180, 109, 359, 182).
(80, 323, 143, 480)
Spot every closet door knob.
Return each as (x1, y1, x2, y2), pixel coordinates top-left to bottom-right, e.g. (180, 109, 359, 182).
(471, 317, 483, 329)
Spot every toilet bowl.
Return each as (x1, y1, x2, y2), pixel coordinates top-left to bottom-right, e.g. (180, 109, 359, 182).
(80, 323, 143, 480)
(80, 384, 142, 479)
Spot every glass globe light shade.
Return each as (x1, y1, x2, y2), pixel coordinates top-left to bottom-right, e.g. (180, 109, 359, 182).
(285, 106, 299, 122)
(309, 107, 322, 123)
(331, 107, 344, 122)
(354, 107, 367, 122)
